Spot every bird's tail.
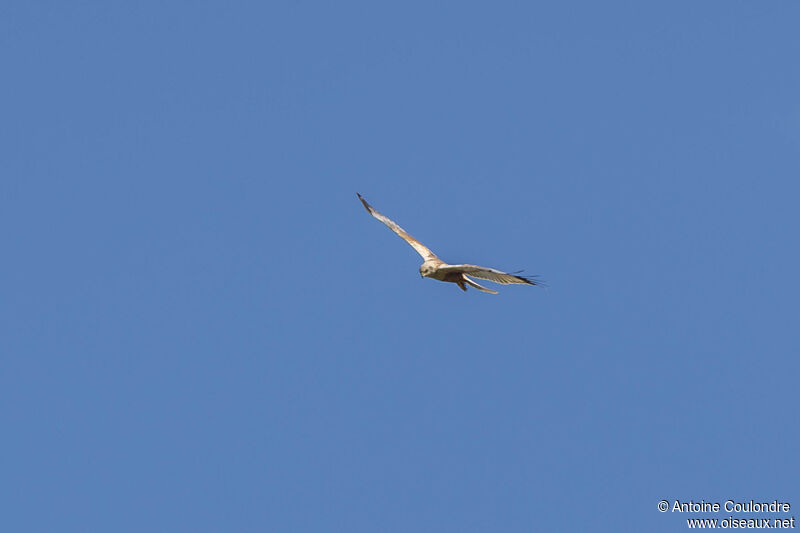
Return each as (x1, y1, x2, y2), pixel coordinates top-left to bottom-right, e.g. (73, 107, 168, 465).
(462, 274, 498, 294)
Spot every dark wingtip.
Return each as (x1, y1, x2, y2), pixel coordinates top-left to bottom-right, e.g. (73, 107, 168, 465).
(519, 274, 547, 287)
(510, 269, 546, 287)
(356, 193, 371, 212)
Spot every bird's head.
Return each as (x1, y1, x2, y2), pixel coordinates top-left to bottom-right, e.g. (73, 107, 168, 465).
(419, 263, 435, 278)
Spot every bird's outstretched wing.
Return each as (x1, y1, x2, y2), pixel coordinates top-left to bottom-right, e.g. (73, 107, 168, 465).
(438, 264, 544, 286)
(357, 193, 438, 260)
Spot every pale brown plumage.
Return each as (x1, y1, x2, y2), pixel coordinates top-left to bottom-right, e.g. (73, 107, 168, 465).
(357, 193, 543, 294)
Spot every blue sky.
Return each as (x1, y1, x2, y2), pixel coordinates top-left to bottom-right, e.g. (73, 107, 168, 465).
(2, 2, 798, 531)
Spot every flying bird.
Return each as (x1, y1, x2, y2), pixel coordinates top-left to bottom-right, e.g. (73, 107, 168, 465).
(357, 193, 543, 294)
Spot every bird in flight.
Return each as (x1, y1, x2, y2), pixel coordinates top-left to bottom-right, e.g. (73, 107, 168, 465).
(357, 193, 543, 294)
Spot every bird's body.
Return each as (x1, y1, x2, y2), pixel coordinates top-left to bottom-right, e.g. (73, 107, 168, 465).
(357, 193, 543, 294)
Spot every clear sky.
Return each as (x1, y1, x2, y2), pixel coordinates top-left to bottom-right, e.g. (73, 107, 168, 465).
(2, 2, 798, 531)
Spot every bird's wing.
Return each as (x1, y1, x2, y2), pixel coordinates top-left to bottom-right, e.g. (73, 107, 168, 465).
(462, 275, 499, 294)
(357, 193, 438, 260)
(438, 264, 543, 286)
